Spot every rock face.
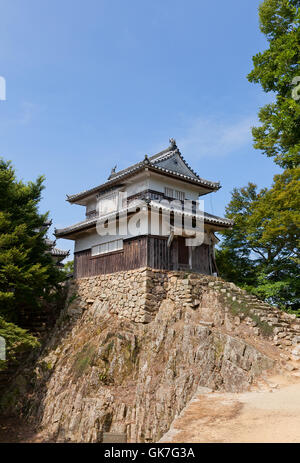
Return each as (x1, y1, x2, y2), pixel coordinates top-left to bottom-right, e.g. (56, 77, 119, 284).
(69, 268, 300, 352)
(23, 269, 278, 443)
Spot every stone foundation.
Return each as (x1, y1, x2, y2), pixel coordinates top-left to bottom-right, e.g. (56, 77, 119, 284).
(68, 267, 300, 357)
(8, 268, 300, 442)
(68, 268, 155, 323)
(68, 268, 217, 324)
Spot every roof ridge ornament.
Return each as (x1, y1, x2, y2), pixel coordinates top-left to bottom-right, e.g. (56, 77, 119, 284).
(169, 137, 177, 149)
(66, 141, 221, 202)
(108, 165, 117, 179)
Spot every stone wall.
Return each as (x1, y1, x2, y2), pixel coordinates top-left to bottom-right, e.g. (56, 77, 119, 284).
(23, 292, 276, 443)
(69, 268, 300, 361)
(68, 268, 213, 324)
(68, 268, 153, 323)
(6, 268, 300, 442)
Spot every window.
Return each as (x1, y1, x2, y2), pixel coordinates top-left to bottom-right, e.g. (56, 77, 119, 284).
(164, 187, 185, 201)
(91, 239, 123, 256)
(97, 192, 119, 216)
(164, 187, 174, 198)
(174, 190, 185, 201)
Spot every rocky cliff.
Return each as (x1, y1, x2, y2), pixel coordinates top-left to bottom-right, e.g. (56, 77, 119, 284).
(6, 269, 300, 443)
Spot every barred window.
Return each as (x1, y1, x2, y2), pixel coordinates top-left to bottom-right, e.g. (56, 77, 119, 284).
(164, 187, 185, 201)
(91, 239, 123, 256)
(174, 190, 185, 201)
(164, 187, 174, 198)
(97, 192, 119, 216)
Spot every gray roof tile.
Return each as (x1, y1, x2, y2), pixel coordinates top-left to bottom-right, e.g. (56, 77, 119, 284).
(51, 247, 70, 257)
(55, 200, 233, 238)
(67, 141, 220, 202)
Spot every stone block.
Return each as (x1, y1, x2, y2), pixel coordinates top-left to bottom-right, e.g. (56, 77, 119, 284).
(102, 432, 127, 443)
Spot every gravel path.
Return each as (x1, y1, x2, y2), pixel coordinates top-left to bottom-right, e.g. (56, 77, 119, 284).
(161, 373, 300, 443)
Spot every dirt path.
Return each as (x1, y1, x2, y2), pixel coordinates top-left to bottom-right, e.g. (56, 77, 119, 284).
(0, 415, 39, 443)
(2, 373, 300, 443)
(160, 373, 300, 443)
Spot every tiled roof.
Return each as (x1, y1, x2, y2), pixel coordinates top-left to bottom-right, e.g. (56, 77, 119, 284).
(66, 140, 220, 203)
(51, 247, 70, 257)
(203, 211, 234, 226)
(149, 201, 234, 227)
(45, 238, 55, 247)
(55, 200, 233, 237)
(45, 235, 69, 258)
(55, 216, 98, 237)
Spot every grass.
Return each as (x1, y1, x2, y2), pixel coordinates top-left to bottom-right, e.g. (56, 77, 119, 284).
(214, 339, 224, 361)
(225, 299, 274, 338)
(98, 370, 114, 385)
(72, 344, 116, 384)
(67, 293, 79, 307)
(73, 343, 96, 378)
(40, 360, 53, 371)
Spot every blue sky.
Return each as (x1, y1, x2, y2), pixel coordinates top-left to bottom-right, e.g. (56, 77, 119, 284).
(0, 0, 281, 257)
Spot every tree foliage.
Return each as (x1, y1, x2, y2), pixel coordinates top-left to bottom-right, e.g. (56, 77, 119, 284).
(217, 0, 300, 313)
(248, 0, 300, 169)
(0, 317, 39, 370)
(216, 169, 300, 310)
(62, 260, 74, 276)
(0, 159, 63, 368)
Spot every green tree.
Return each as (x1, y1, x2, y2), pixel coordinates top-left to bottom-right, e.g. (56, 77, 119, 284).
(248, 0, 300, 169)
(0, 159, 63, 368)
(217, 0, 300, 313)
(62, 260, 74, 276)
(216, 168, 300, 311)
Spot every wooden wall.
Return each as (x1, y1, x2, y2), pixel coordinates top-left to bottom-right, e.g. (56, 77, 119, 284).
(147, 236, 171, 270)
(74, 235, 216, 278)
(191, 244, 211, 275)
(74, 236, 147, 278)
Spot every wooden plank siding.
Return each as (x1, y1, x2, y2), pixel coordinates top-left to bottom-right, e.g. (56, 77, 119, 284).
(74, 235, 216, 278)
(74, 236, 147, 278)
(191, 244, 211, 275)
(147, 236, 171, 270)
(178, 236, 189, 265)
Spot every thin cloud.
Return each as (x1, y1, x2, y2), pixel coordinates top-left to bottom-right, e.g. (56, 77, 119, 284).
(178, 115, 256, 159)
(18, 101, 41, 125)
(0, 101, 42, 135)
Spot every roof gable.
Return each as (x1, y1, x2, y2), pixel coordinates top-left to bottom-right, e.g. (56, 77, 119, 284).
(55, 202, 233, 238)
(152, 151, 198, 180)
(67, 139, 220, 203)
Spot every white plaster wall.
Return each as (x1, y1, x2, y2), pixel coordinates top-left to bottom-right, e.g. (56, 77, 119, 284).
(84, 179, 149, 217)
(76, 172, 207, 252)
(126, 177, 149, 196)
(75, 231, 131, 253)
(86, 200, 97, 213)
(75, 233, 99, 253)
(84, 173, 201, 218)
(148, 174, 199, 201)
(74, 210, 149, 252)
